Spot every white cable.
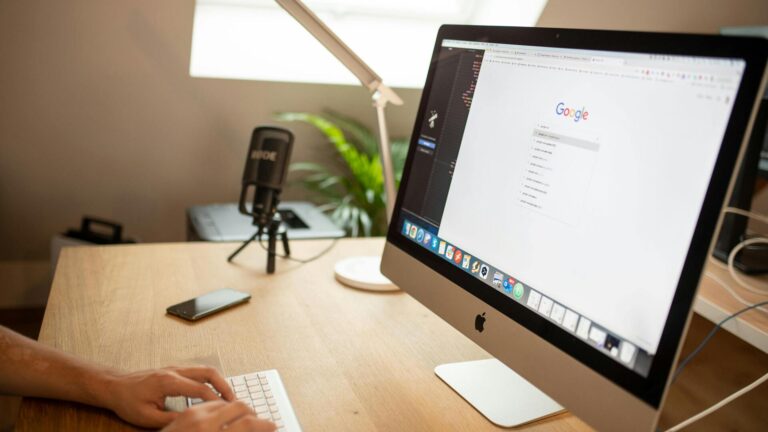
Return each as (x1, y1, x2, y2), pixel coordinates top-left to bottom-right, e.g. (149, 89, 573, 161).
(704, 271, 768, 314)
(726, 237, 768, 295)
(666, 210, 768, 431)
(665, 372, 768, 432)
(713, 207, 768, 295)
(707, 255, 729, 270)
(723, 206, 768, 226)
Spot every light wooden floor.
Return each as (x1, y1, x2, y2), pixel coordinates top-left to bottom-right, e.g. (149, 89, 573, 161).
(1, 310, 766, 431)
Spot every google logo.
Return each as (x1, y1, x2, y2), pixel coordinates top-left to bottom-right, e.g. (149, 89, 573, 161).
(555, 102, 589, 122)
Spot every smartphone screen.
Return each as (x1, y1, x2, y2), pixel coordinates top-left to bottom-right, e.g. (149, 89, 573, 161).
(166, 288, 251, 321)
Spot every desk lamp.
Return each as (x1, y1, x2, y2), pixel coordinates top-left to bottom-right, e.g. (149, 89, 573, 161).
(276, 0, 403, 291)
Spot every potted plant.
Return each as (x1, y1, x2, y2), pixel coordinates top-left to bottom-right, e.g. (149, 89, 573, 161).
(276, 111, 408, 237)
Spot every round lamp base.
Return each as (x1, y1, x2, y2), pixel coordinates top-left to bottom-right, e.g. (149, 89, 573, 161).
(334, 256, 399, 292)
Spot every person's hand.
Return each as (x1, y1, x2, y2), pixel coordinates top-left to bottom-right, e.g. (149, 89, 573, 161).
(102, 365, 236, 428)
(162, 400, 276, 432)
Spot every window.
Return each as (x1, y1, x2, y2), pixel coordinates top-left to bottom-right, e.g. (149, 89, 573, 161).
(190, 0, 548, 88)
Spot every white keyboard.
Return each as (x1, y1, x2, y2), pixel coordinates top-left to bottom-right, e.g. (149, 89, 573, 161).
(187, 370, 301, 432)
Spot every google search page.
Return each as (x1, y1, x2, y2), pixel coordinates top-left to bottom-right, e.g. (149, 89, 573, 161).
(437, 43, 744, 353)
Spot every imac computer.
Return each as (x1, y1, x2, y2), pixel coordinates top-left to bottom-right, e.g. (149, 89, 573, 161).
(381, 26, 767, 431)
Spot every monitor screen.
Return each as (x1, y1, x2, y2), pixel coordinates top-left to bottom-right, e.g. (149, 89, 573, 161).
(394, 39, 746, 378)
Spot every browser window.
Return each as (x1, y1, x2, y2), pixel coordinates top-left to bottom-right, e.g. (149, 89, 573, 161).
(398, 39, 745, 376)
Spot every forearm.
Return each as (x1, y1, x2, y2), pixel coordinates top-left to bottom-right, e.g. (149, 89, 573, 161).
(0, 326, 117, 408)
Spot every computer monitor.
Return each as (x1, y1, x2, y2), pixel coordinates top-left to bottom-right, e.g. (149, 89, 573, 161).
(381, 26, 767, 431)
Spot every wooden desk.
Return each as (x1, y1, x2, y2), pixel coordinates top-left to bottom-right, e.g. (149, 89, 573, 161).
(17, 239, 591, 431)
(694, 260, 768, 353)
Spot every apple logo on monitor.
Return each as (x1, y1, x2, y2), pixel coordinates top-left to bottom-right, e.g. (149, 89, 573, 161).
(475, 312, 486, 332)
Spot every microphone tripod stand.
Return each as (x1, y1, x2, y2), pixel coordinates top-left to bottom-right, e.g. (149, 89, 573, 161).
(227, 212, 291, 274)
(228, 126, 294, 274)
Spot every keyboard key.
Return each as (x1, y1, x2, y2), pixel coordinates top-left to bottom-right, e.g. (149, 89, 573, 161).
(262, 385, 271, 391)
(236, 391, 249, 400)
(234, 384, 247, 392)
(267, 397, 277, 406)
(275, 420, 285, 427)
(269, 405, 279, 413)
(252, 397, 266, 406)
(264, 391, 274, 398)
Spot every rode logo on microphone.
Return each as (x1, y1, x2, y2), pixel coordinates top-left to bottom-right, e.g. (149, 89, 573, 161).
(251, 149, 278, 162)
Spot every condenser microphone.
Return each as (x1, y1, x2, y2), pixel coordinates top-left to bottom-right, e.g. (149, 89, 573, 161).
(238, 126, 294, 227)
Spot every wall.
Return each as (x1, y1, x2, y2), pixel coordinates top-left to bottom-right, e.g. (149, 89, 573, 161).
(0, 0, 422, 263)
(537, 0, 768, 33)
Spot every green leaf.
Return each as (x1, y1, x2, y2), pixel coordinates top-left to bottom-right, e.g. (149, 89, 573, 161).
(349, 206, 360, 237)
(359, 209, 373, 238)
(317, 175, 343, 190)
(303, 171, 333, 183)
(322, 109, 378, 156)
(390, 139, 409, 183)
(290, 161, 331, 174)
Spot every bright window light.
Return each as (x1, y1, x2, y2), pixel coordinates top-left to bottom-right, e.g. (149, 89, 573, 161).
(190, 0, 548, 88)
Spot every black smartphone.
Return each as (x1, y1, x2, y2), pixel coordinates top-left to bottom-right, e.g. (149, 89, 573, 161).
(166, 288, 251, 321)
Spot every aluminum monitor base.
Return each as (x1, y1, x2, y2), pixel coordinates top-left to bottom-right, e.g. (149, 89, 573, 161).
(435, 359, 564, 427)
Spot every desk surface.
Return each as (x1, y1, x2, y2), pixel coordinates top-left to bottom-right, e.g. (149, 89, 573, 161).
(17, 239, 591, 431)
(695, 260, 768, 353)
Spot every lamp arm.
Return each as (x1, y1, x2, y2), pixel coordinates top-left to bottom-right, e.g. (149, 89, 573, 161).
(373, 90, 397, 223)
(276, 0, 403, 223)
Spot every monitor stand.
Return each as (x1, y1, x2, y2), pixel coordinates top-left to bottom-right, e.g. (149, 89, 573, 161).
(435, 359, 564, 427)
